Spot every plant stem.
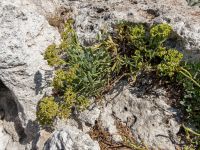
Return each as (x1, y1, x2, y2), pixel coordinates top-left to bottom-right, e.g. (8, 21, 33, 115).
(179, 68, 200, 88)
(182, 124, 200, 137)
(180, 67, 193, 78)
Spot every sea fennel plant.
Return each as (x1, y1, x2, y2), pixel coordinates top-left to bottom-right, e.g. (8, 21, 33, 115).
(37, 21, 184, 126)
(37, 21, 200, 149)
(37, 20, 112, 126)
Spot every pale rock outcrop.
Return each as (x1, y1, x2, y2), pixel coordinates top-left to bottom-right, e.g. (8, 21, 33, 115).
(32, 130, 52, 150)
(60, 0, 200, 56)
(0, 124, 10, 150)
(101, 80, 181, 150)
(78, 107, 101, 127)
(44, 125, 100, 150)
(0, 121, 25, 150)
(99, 103, 123, 143)
(0, 0, 60, 144)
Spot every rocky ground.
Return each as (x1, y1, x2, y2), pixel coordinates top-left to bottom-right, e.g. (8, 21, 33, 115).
(0, 0, 200, 149)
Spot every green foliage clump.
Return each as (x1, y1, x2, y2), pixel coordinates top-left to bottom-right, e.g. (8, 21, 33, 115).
(36, 97, 59, 126)
(112, 22, 183, 78)
(38, 19, 112, 126)
(157, 49, 183, 77)
(39, 21, 183, 126)
(52, 69, 67, 90)
(186, 0, 200, 7)
(178, 62, 200, 129)
(178, 63, 200, 148)
(129, 24, 146, 49)
(38, 20, 200, 148)
(176, 62, 200, 149)
(150, 24, 172, 48)
(67, 47, 112, 97)
(44, 44, 65, 67)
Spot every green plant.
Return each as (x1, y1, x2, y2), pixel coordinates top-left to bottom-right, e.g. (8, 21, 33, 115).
(38, 20, 200, 149)
(44, 44, 65, 67)
(113, 22, 183, 77)
(36, 97, 59, 126)
(182, 124, 200, 150)
(175, 62, 200, 149)
(150, 24, 172, 48)
(67, 46, 112, 97)
(129, 24, 146, 49)
(186, 0, 200, 7)
(38, 21, 183, 126)
(178, 62, 200, 129)
(157, 49, 183, 77)
(38, 19, 112, 126)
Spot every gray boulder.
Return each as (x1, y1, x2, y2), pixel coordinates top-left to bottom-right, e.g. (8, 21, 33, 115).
(0, 0, 60, 140)
(44, 126, 100, 150)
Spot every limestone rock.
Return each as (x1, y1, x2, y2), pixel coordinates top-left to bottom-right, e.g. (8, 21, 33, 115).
(0, 0, 60, 140)
(44, 126, 100, 150)
(79, 107, 101, 126)
(60, 0, 200, 56)
(103, 80, 181, 150)
(0, 124, 10, 150)
(100, 103, 123, 143)
(0, 121, 25, 150)
(32, 130, 52, 150)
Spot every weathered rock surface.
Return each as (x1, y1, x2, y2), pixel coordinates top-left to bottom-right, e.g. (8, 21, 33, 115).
(0, 0, 60, 142)
(100, 80, 181, 150)
(44, 125, 100, 150)
(0, 0, 61, 149)
(0, 123, 10, 150)
(60, 0, 200, 57)
(0, 121, 25, 150)
(32, 130, 52, 150)
(79, 107, 101, 127)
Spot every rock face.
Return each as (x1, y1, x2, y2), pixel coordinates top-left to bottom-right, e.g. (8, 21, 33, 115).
(0, 81, 26, 149)
(0, 0, 60, 142)
(100, 79, 181, 150)
(32, 130, 52, 150)
(0, 124, 10, 150)
(44, 126, 100, 150)
(60, 0, 200, 57)
(0, 0, 61, 149)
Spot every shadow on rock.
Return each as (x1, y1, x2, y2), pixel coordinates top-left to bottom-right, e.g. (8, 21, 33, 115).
(34, 71, 43, 95)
